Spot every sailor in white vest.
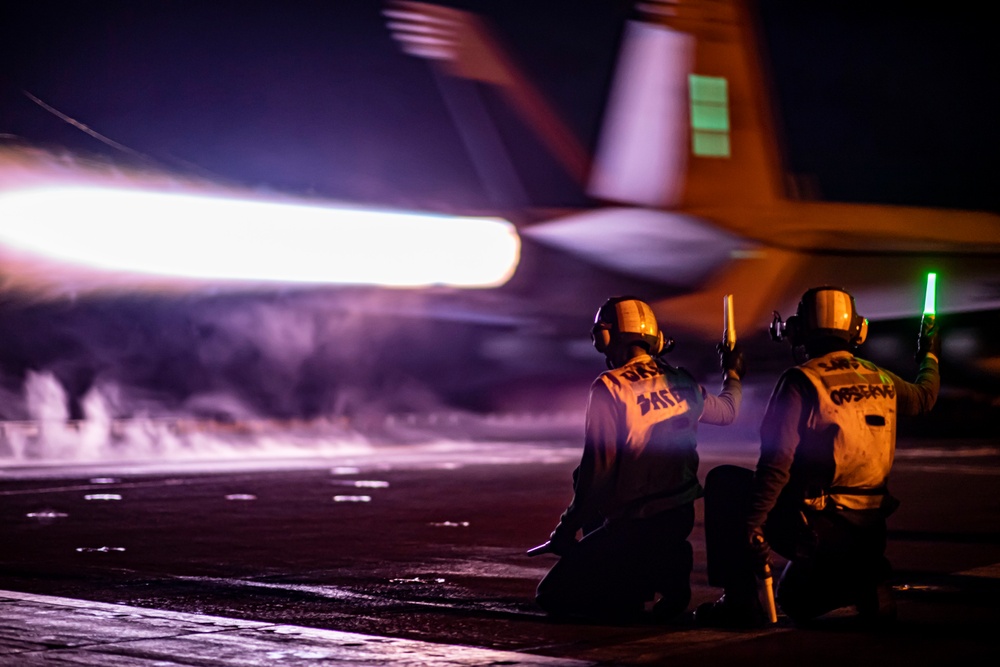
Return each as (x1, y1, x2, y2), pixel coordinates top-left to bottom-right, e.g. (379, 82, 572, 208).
(697, 286, 940, 628)
(534, 296, 744, 623)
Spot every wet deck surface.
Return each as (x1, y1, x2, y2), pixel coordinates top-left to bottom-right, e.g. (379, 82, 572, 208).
(2, 435, 999, 665)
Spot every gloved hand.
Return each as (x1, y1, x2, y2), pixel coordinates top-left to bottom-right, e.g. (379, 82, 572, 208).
(717, 342, 746, 380)
(916, 317, 941, 361)
(548, 523, 579, 556)
(746, 526, 772, 578)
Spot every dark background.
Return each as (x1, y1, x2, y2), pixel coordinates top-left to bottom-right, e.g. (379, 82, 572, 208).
(3, 1, 996, 213)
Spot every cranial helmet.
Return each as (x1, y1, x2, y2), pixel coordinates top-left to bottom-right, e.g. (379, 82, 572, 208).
(770, 286, 868, 346)
(592, 296, 673, 356)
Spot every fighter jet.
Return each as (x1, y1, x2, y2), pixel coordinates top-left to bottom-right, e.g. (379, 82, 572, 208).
(382, 0, 1000, 403)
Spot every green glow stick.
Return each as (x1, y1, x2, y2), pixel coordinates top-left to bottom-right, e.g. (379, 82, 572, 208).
(923, 272, 937, 317)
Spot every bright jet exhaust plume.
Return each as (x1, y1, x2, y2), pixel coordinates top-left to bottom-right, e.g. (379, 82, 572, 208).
(0, 150, 520, 293)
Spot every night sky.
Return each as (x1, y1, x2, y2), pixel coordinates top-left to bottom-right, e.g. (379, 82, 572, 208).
(3, 1, 996, 213)
(755, 1, 998, 213)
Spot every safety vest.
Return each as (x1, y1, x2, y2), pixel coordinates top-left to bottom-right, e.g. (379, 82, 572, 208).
(597, 355, 706, 517)
(797, 352, 897, 511)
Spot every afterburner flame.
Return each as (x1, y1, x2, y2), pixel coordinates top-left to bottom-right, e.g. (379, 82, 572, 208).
(0, 185, 520, 288)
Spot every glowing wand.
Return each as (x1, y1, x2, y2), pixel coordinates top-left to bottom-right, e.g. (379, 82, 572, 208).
(526, 541, 552, 557)
(760, 564, 778, 625)
(917, 272, 938, 361)
(723, 294, 736, 350)
(923, 272, 937, 320)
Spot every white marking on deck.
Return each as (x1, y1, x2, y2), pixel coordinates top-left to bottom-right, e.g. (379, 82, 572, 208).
(0, 589, 592, 666)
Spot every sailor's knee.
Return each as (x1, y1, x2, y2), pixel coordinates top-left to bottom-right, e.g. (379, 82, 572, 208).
(705, 464, 752, 490)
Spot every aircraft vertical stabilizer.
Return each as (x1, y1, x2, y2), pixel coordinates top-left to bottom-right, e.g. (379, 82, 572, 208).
(590, 0, 786, 212)
(669, 0, 787, 210)
(587, 20, 694, 208)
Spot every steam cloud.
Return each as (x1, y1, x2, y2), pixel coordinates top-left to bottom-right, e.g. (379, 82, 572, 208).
(0, 288, 478, 462)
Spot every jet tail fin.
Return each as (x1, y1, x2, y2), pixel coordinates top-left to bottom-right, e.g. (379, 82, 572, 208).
(631, 0, 786, 210)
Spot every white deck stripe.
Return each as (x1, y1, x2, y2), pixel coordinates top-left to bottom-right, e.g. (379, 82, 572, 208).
(0, 589, 592, 666)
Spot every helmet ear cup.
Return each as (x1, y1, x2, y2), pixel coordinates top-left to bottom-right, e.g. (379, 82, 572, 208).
(769, 312, 785, 342)
(854, 317, 868, 345)
(651, 330, 664, 356)
(784, 315, 803, 345)
(592, 324, 612, 354)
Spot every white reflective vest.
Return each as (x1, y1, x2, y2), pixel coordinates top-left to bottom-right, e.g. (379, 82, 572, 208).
(797, 352, 897, 511)
(596, 355, 706, 517)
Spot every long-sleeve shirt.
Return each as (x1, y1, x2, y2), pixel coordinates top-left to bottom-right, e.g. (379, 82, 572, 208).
(746, 352, 939, 530)
(558, 354, 742, 535)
